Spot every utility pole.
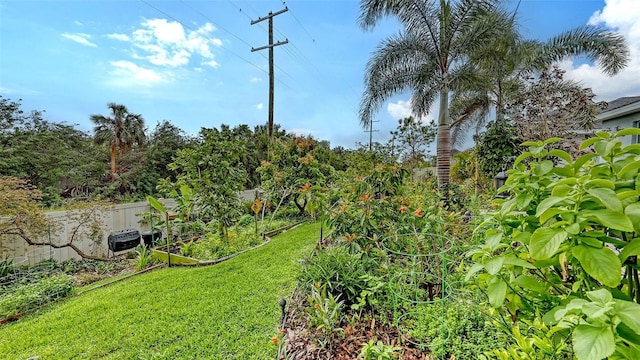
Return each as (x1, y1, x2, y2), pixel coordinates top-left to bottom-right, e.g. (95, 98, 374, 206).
(366, 120, 379, 152)
(251, 7, 288, 142)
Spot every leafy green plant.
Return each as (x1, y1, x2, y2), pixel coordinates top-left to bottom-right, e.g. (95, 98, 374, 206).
(0, 274, 74, 318)
(307, 282, 344, 348)
(0, 257, 13, 277)
(476, 119, 521, 178)
(545, 288, 640, 360)
(358, 339, 401, 360)
(300, 246, 379, 306)
(135, 244, 153, 271)
(351, 274, 385, 313)
(147, 195, 172, 267)
(405, 299, 501, 359)
(468, 129, 640, 359)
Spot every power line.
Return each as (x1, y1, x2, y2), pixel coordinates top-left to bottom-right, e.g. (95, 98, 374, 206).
(181, 0, 252, 49)
(139, 0, 266, 75)
(227, 0, 254, 22)
(280, 0, 315, 43)
(182, 0, 295, 82)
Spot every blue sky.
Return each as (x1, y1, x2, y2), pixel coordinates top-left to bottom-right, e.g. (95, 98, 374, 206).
(1, 0, 639, 150)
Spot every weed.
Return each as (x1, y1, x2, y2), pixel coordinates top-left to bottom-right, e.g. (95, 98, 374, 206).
(307, 282, 344, 348)
(135, 244, 153, 271)
(358, 339, 401, 360)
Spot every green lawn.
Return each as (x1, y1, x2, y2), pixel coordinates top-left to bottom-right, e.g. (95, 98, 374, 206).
(0, 223, 319, 359)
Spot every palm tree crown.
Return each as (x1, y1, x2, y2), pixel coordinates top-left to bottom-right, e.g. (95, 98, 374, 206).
(91, 102, 145, 176)
(359, 0, 502, 187)
(449, 8, 629, 146)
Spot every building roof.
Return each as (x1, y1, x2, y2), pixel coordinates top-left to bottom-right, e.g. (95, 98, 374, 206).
(600, 96, 640, 113)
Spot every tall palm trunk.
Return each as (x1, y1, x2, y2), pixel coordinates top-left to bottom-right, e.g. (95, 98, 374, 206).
(436, 87, 451, 187)
(109, 144, 117, 176)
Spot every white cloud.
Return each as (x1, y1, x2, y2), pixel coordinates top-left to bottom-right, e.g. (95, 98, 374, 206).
(107, 33, 131, 41)
(203, 60, 219, 68)
(118, 18, 222, 69)
(387, 99, 413, 120)
(250, 77, 262, 83)
(560, 0, 640, 100)
(61, 32, 97, 47)
(110, 60, 164, 85)
(256, 103, 264, 110)
(74, 20, 83, 26)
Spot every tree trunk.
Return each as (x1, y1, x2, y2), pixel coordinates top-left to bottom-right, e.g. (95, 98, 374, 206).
(294, 195, 307, 216)
(11, 225, 112, 261)
(436, 88, 451, 188)
(109, 144, 117, 176)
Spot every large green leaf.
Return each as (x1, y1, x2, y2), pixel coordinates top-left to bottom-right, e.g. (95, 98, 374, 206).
(580, 137, 602, 150)
(619, 238, 640, 263)
(586, 288, 613, 305)
(574, 153, 598, 170)
(484, 256, 505, 275)
(624, 143, 640, 154)
(503, 256, 536, 269)
(514, 151, 533, 166)
(573, 245, 621, 287)
(614, 128, 640, 138)
(581, 210, 634, 232)
(536, 196, 569, 217)
(485, 230, 504, 250)
(573, 324, 616, 360)
(625, 203, 640, 234)
(539, 208, 571, 225)
(146, 195, 167, 213)
(513, 275, 547, 294)
(617, 160, 640, 179)
(179, 184, 193, 203)
(548, 149, 573, 164)
(613, 299, 640, 334)
(586, 188, 623, 212)
(530, 227, 567, 260)
(487, 275, 507, 308)
(617, 322, 640, 347)
(585, 179, 615, 190)
(539, 160, 554, 175)
(465, 263, 485, 281)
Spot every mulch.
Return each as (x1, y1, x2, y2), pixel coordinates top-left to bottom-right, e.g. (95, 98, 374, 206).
(279, 289, 447, 360)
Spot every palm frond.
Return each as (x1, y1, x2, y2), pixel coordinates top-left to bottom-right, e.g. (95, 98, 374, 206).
(538, 26, 629, 76)
(360, 32, 439, 127)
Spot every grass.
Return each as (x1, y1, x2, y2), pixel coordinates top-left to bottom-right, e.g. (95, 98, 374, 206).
(0, 222, 320, 359)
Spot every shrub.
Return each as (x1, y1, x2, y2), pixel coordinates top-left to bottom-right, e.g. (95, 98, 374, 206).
(237, 214, 254, 227)
(468, 129, 640, 359)
(405, 299, 500, 359)
(0, 274, 74, 317)
(300, 246, 379, 306)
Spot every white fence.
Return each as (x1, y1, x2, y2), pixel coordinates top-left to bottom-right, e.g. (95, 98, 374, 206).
(1, 199, 177, 265)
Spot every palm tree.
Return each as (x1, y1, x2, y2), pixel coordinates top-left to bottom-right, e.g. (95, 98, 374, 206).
(449, 8, 629, 145)
(359, 0, 504, 187)
(91, 103, 145, 177)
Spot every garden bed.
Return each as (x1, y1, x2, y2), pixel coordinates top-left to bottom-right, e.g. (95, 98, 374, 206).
(151, 218, 303, 266)
(0, 257, 137, 322)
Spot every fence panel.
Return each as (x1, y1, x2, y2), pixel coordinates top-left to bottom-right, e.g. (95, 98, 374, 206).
(0, 199, 177, 264)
